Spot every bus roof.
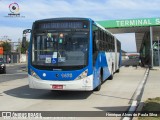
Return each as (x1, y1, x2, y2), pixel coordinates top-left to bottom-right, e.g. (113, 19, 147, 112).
(94, 21, 114, 36)
(34, 17, 114, 34)
(34, 17, 120, 42)
(35, 17, 93, 23)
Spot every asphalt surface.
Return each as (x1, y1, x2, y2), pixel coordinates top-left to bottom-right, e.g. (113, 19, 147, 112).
(0, 63, 27, 83)
(122, 58, 139, 67)
(0, 66, 147, 120)
(0, 59, 138, 83)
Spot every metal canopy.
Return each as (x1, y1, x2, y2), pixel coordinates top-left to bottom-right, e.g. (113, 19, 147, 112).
(97, 17, 160, 28)
(96, 18, 160, 52)
(107, 26, 160, 52)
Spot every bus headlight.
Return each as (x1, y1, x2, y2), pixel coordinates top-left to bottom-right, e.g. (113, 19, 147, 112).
(75, 69, 88, 80)
(30, 69, 41, 80)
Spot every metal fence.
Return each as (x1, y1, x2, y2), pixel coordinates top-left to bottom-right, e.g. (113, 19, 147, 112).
(0, 53, 20, 63)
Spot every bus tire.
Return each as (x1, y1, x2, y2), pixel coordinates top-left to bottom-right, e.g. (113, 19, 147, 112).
(116, 69, 120, 73)
(94, 69, 103, 91)
(108, 74, 113, 80)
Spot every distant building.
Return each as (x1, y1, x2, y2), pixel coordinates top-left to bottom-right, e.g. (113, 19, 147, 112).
(126, 53, 140, 59)
(121, 50, 127, 60)
(0, 38, 17, 53)
(0, 37, 22, 63)
(0, 39, 12, 45)
(121, 50, 127, 56)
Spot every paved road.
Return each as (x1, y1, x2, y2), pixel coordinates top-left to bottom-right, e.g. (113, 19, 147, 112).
(0, 63, 27, 83)
(122, 58, 139, 67)
(0, 66, 147, 120)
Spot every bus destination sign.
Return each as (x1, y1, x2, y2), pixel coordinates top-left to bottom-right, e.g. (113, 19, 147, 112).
(37, 22, 88, 29)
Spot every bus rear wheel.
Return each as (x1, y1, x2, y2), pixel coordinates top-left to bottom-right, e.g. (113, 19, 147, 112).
(116, 69, 120, 73)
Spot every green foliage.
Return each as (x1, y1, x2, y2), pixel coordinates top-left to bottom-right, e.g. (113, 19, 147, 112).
(138, 97, 160, 120)
(21, 40, 29, 54)
(0, 42, 11, 54)
(16, 41, 29, 54)
(143, 97, 160, 111)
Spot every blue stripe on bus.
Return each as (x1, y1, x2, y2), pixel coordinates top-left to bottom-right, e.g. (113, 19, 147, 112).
(93, 52, 110, 89)
(29, 66, 89, 81)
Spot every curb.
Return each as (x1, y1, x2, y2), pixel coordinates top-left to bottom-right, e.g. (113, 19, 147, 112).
(6, 63, 27, 67)
(123, 68, 150, 120)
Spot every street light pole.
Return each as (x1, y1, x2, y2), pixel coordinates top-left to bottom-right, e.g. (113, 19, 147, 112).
(150, 27, 153, 68)
(18, 38, 21, 63)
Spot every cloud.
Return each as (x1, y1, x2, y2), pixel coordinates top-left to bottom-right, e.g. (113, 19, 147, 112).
(0, 26, 28, 41)
(1, 0, 160, 21)
(115, 33, 136, 52)
(0, 0, 160, 51)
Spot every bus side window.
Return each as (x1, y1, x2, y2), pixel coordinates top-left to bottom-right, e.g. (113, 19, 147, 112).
(93, 31, 97, 53)
(92, 24, 99, 65)
(93, 30, 99, 53)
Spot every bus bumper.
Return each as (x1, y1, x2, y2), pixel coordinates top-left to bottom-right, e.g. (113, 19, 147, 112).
(28, 75, 93, 91)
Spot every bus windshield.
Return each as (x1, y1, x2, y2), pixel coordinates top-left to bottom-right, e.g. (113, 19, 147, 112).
(32, 31, 89, 70)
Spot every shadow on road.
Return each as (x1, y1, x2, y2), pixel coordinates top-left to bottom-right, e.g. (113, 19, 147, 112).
(93, 93, 133, 101)
(3, 85, 92, 100)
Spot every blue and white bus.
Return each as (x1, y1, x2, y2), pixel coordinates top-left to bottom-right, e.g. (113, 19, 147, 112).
(27, 18, 121, 91)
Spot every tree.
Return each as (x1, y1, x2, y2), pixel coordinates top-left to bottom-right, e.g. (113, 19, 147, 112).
(0, 42, 11, 54)
(21, 40, 29, 54)
(16, 40, 29, 54)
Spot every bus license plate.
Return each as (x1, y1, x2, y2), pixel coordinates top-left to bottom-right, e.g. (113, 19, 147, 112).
(52, 85, 63, 89)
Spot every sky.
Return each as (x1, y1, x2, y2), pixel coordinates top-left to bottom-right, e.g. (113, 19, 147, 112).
(0, 0, 160, 52)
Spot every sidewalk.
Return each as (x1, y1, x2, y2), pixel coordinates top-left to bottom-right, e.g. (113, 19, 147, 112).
(133, 67, 160, 120)
(6, 62, 27, 67)
(142, 67, 160, 101)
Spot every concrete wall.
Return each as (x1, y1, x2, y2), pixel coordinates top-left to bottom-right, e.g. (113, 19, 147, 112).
(20, 54, 27, 63)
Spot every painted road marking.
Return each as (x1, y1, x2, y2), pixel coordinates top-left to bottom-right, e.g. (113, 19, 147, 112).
(123, 68, 149, 120)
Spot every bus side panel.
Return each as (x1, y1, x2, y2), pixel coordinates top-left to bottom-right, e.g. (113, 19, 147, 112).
(114, 38, 117, 72)
(105, 52, 115, 74)
(92, 51, 114, 89)
(102, 52, 111, 81)
(103, 52, 113, 81)
(112, 52, 116, 73)
(93, 52, 108, 89)
(116, 52, 120, 70)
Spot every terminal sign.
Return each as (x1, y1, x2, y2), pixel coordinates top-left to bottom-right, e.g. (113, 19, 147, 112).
(97, 18, 160, 28)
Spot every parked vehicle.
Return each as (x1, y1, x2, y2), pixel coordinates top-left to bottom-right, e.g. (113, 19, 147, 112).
(0, 58, 6, 74)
